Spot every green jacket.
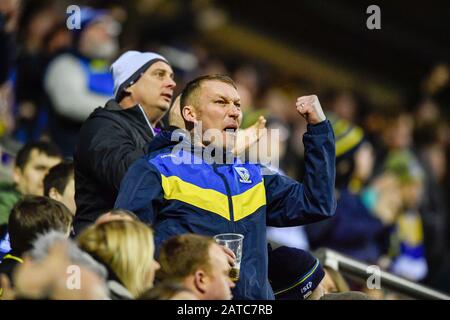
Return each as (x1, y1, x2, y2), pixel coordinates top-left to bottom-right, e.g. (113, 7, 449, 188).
(0, 182, 21, 225)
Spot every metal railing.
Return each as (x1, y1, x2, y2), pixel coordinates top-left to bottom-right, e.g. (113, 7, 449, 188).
(313, 248, 450, 300)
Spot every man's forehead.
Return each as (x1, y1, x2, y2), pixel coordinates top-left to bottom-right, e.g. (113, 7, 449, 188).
(210, 244, 229, 266)
(28, 149, 60, 164)
(202, 80, 240, 100)
(148, 61, 173, 74)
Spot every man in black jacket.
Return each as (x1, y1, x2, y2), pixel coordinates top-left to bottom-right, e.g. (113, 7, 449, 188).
(73, 51, 176, 234)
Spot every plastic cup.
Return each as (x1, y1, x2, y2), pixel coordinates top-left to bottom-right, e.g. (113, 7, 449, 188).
(213, 233, 244, 281)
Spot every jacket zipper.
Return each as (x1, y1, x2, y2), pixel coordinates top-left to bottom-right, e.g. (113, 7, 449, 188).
(213, 164, 236, 233)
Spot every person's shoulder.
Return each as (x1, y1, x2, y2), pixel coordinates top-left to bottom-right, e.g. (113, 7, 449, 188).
(0, 183, 20, 200)
(44, 52, 84, 84)
(46, 52, 81, 70)
(0, 256, 20, 279)
(81, 102, 129, 130)
(0, 182, 16, 192)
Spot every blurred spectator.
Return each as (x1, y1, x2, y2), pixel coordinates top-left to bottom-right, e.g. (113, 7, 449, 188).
(77, 220, 160, 299)
(373, 112, 432, 281)
(95, 208, 139, 225)
(305, 118, 388, 263)
(0, 141, 61, 226)
(383, 150, 428, 281)
(13, 0, 62, 142)
(1, 232, 108, 300)
(260, 87, 301, 178)
(139, 280, 197, 300)
(413, 98, 449, 276)
(73, 50, 175, 234)
(268, 246, 326, 300)
(30, 231, 106, 278)
(326, 90, 359, 124)
(0, 0, 20, 138)
(158, 234, 235, 300)
(0, 195, 72, 292)
(1, 143, 54, 262)
(44, 7, 120, 156)
(0, 0, 19, 85)
(44, 159, 76, 215)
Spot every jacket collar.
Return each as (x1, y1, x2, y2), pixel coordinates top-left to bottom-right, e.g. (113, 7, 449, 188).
(103, 99, 155, 138)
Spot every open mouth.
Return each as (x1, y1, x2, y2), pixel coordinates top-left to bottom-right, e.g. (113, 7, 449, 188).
(161, 93, 173, 101)
(223, 125, 238, 133)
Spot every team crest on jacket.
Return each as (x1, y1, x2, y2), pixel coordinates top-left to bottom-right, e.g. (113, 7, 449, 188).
(234, 167, 252, 184)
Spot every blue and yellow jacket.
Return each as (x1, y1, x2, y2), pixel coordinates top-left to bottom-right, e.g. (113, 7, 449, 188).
(115, 120, 336, 300)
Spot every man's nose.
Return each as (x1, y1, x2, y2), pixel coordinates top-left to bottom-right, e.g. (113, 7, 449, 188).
(228, 105, 241, 119)
(165, 77, 176, 89)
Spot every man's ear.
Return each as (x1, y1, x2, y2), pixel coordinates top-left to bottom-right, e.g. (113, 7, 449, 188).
(12, 167, 22, 185)
(182, 105, 198, 124)
(193, 269, 208, 294)
(124, 85, 133, 95)
(48, 187, 62, 201)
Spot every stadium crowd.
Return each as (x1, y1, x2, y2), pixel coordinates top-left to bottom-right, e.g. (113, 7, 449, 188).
(0, 0, 449, 300)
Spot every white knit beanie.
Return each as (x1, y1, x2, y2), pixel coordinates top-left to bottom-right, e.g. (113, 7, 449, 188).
(111, 50, 169, 100)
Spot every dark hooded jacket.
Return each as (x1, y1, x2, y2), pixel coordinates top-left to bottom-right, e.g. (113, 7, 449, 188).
(73, 99, 155, 234)
(114, 120, 336, 300)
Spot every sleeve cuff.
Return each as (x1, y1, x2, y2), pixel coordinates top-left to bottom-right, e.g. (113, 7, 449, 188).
(306, 119, 332, 135)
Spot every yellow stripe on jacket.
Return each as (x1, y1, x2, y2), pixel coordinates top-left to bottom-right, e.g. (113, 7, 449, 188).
(232, 181, 266, 221)
(161, 175, 266, 221)
(161, 174, 231, 220)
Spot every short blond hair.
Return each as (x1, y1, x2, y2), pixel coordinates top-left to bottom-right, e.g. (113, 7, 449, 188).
(77, 220, 155, 298)
(159, 234, 215, 281)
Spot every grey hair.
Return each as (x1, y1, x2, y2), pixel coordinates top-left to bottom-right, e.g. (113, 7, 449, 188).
(30, 231, 108, 281)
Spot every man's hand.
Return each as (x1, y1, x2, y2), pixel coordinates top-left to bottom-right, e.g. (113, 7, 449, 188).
(296, 95, 326, 125)
(219, 245, 237, 267)
(233, 115, 267, 156)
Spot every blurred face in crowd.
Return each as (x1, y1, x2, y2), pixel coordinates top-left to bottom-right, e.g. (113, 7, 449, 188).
(26, 6, 59, 49)
(14, 149, 61, 196)
(401, 180, 423, 209)
(188, 80, 243, 150)
(383, 115, 413, 150)
(126, 61, 176, 123)
(331, 92, 357, 123)
(79, 18, 119, 60)
(354, 142, 375, 182)
(48, 176, 76, 215)
(201, 243, 235, 300)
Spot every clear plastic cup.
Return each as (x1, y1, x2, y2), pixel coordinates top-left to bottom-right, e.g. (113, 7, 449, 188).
(213, 233, 244, 281)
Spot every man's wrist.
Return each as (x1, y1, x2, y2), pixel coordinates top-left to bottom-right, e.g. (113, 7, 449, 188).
(306, 119, 331, 134)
